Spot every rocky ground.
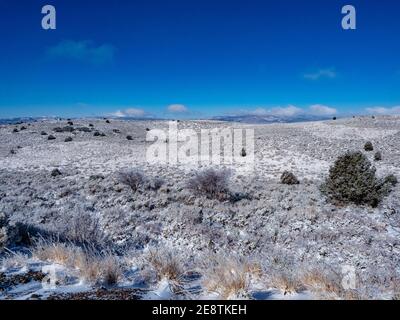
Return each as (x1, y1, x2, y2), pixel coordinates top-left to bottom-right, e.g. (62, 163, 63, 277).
(0, 116, 399, 300)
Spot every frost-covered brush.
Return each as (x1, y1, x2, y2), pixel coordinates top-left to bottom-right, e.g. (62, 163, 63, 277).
(1, 247, 30, 270)
(52, 210, 111, 250)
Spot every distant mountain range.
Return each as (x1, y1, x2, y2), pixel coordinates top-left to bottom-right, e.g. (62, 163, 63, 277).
(0, 117, 41, 125)
(212, 114, 334, 124)
(0, 114, 335, 125)
(0, 116, 160, 125)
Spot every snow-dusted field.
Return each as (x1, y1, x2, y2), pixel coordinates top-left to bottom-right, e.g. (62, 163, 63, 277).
(1, 116, 400, 300)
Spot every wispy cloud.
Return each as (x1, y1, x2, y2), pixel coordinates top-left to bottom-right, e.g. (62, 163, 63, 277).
(303, 68, 337, 80)
(309, 104, 337, 116)
(366, 106, 400, 115)
(167, 104, 188, 113)
(110, 108, 146, 118)
(47, 40, 116, 65)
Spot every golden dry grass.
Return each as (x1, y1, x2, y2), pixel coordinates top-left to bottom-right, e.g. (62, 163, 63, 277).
(33, 241, 76, 266)
(32, 239, 122, 286)
(268, 272, 305, 295)
(300, 269, 361, 300)
(202, 256, 260, 299)
(145, 248, 184, 282)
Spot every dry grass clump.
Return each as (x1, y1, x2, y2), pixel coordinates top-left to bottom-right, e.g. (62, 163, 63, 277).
(268, 270, 305, 295)
(32, 239, 122, 286)
(202, 255, 259, 299)
(74, 250, 122, 285)
(33, 240, 76, 266)
(101, 256, 122, 286)
(264, 253, 306, 295)
(300, 269, 361, 300)
(268, 272, 304, 295)
(187, 168, 231, 200)
(266, 259, 361, 299)
(144, 248, 185, 282)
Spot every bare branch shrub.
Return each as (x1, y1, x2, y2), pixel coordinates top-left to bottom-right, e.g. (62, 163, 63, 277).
(117, 169, 145, 192)
(187, 168, 231, 200)
(56, 210, 107, 247)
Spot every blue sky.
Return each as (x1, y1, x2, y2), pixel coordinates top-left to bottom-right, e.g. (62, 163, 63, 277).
(0, 0, 399, 119)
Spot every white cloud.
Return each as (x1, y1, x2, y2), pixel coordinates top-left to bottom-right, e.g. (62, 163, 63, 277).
(271, 105, 303, 117)
(366, 106, 400, 115)
(47, 40, 116, 65)
(309, 104, 337, 116)
(304, 68, 336, 80)
(167, 104, 188, 113)
(111, 108, 146, 118)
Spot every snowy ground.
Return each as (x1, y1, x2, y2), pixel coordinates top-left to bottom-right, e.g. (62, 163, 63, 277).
(1, 116, 400, 300)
